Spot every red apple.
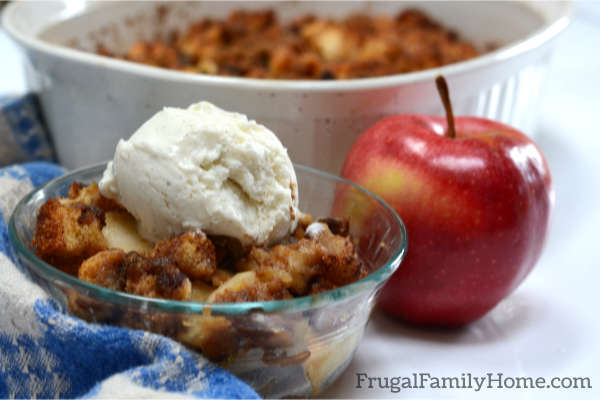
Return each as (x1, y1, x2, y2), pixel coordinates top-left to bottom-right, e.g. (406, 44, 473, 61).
(339, 77, 553, 325)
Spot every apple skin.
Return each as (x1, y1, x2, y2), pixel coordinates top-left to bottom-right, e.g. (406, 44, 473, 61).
(339, 115, 553, 325)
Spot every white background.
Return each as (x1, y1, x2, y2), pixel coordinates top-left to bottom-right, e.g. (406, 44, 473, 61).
(1, 2, 599, 399)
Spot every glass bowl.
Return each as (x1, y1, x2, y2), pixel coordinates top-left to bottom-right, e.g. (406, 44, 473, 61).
(9, 162, 407, 398)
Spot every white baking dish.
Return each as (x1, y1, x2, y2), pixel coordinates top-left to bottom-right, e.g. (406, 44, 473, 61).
(2, 1, 570, 172)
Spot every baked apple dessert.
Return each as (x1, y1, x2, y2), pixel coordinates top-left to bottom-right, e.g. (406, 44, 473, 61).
(31, 103, 374, 396)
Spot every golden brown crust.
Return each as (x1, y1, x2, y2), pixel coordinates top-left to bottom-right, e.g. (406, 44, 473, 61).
(150, 231, 217, 280)
(309, 224, 369, 291)
(32, 182, 127, 275)
(33, 198, 108, 274)
(97, 9, 479, 79)
(34, 180, 366, 303)
(122, 252, 192, 300)
(235, 223, 367, 298)
(78, 248, 126, 290)
(239, 242, 322, 296)
(310, 251, 368, 294)
(67, 182, 126, 213)
(78, 249, 192, 301)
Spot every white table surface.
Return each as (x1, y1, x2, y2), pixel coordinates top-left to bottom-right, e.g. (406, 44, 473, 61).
(1, 2, 599, 399)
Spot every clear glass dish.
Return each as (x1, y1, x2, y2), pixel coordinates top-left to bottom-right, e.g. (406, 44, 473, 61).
(9, 162, 407, 398)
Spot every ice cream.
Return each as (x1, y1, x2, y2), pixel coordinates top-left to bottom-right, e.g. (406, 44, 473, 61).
(99, 101, 299, 246)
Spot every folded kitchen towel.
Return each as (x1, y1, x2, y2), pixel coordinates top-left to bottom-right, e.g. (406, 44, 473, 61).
(0, 95, 55, 167)
(0, 162, 259, 399)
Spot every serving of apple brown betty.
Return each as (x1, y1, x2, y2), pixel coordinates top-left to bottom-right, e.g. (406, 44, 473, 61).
(33, 182, 371, 302)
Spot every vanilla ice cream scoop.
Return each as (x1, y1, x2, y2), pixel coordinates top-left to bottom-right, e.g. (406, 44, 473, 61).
(99, 101, 299, 246)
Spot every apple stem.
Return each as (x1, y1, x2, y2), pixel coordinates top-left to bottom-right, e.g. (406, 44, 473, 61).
(435, 76, 456, 139)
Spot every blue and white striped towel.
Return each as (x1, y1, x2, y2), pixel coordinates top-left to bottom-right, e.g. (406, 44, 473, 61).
(0, 162, 259, 399)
